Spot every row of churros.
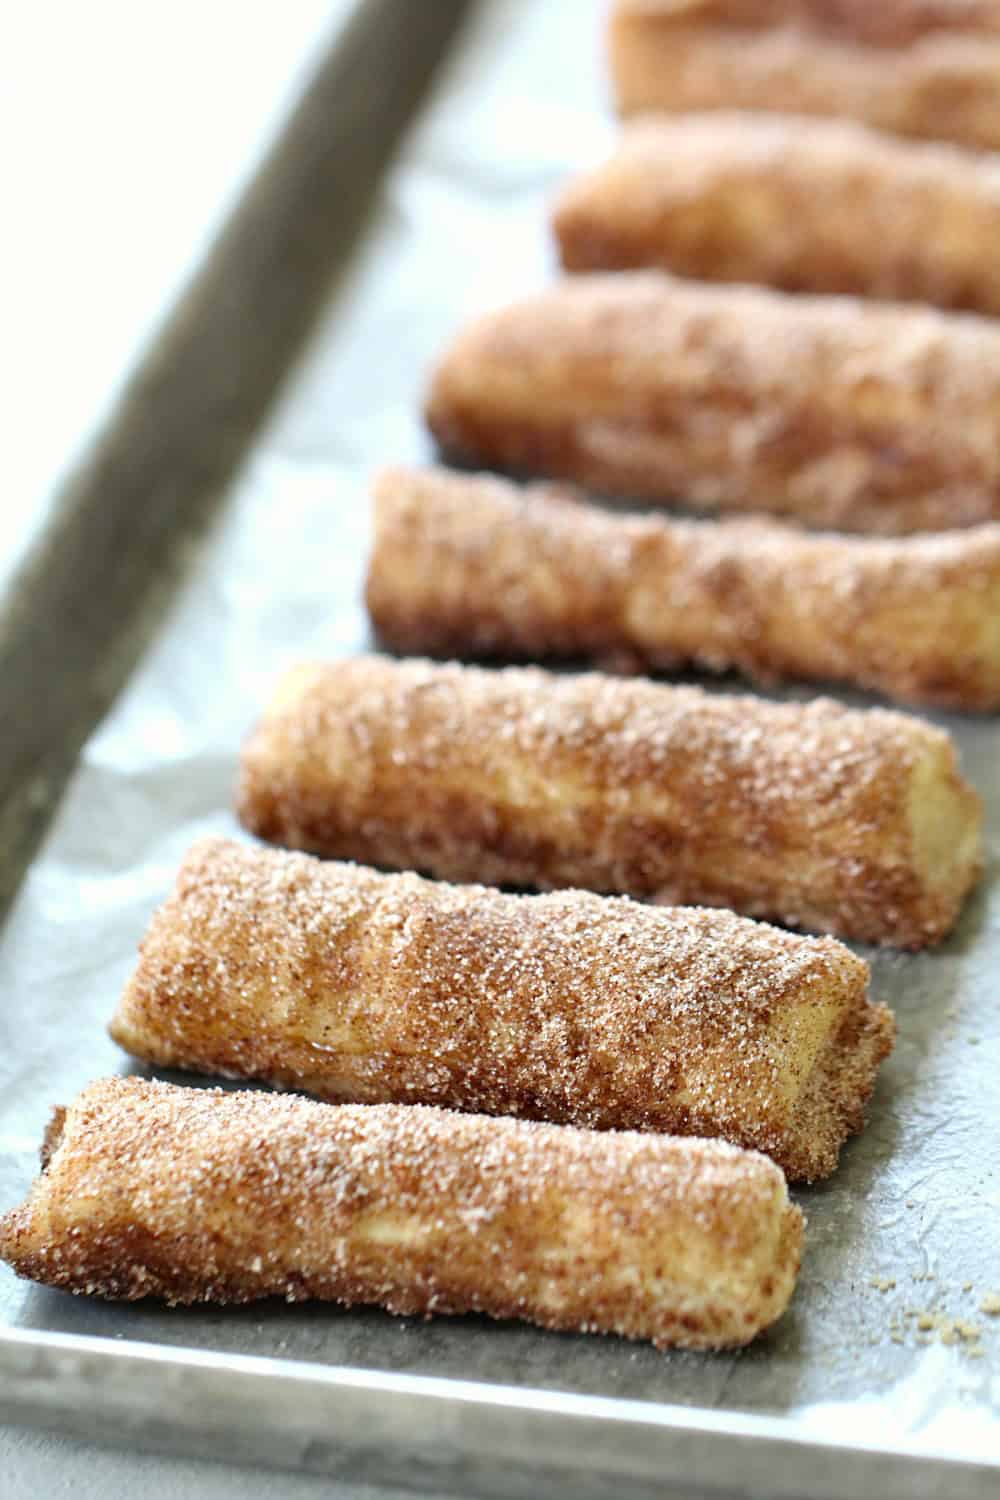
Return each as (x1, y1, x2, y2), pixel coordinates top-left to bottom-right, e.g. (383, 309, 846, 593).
(1, 645, 983, 1346)
(1, 820, 881, 1348)
(2, 2, 994, 1353)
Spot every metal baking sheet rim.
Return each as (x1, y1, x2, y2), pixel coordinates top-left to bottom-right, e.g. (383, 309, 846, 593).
(2, 1326, 996, 1499)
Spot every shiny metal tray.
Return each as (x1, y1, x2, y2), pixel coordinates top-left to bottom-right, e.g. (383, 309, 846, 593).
(1, 2, 998, 1495)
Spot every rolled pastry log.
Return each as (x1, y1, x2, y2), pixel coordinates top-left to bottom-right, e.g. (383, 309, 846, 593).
(0, 1077, 804, 1348)
(608, 0, 1000, 152)
(367, 465, 1000, 712)
(425, 271, 1000, 534)
(111, 838, 894, 1181)
(236, 655, 984, 948)
(554, 114, 1000, 317)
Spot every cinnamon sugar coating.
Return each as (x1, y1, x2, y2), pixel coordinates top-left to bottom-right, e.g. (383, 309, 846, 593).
(368, 465, 1000, 711)
(609, 2, 1000, 152)
(111, 838, 893, 1181)
(554, 114, 1000, 318)
(236, 655, 983, 948)
(0, 1077, 804, 1350)
(425, 271, 1000, 535)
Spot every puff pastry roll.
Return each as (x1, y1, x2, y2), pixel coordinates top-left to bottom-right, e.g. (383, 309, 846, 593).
(236, 655, 983, 947)
(425, 271, 1000, 535)
(111, 838, 894, 1181)
(609, 0, 1000, 152)
(0, 1077, 804, 1349)
(554, 114, 1000, 318)
(367, 465, 1000, 711)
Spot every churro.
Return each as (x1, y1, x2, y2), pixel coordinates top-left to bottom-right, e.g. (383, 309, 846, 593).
(236, 655, 983, 947)
(111, 838, 894, 1181)
(554, 113, 1000, 317)
(426, 271, 1000, 534)
(0, 1077, 804, 1349)
(367, 465, 1000, 711)
(609, 1, 1000, 152)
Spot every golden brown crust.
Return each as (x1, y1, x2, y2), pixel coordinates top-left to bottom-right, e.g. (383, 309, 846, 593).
(609, 1, 1000, 150)
(236, 655, 983, 947)
(367, 465, 1000, 711)
(613, 1, 1000, 48)
(111, 838, 893, 1181)
(554, 114, 1000, 318)
(0, 1077, 804, 1349)
(425, 272, 1000, 535)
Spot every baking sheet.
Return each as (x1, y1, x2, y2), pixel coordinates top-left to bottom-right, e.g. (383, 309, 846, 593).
(1, 0, 998, 1486)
